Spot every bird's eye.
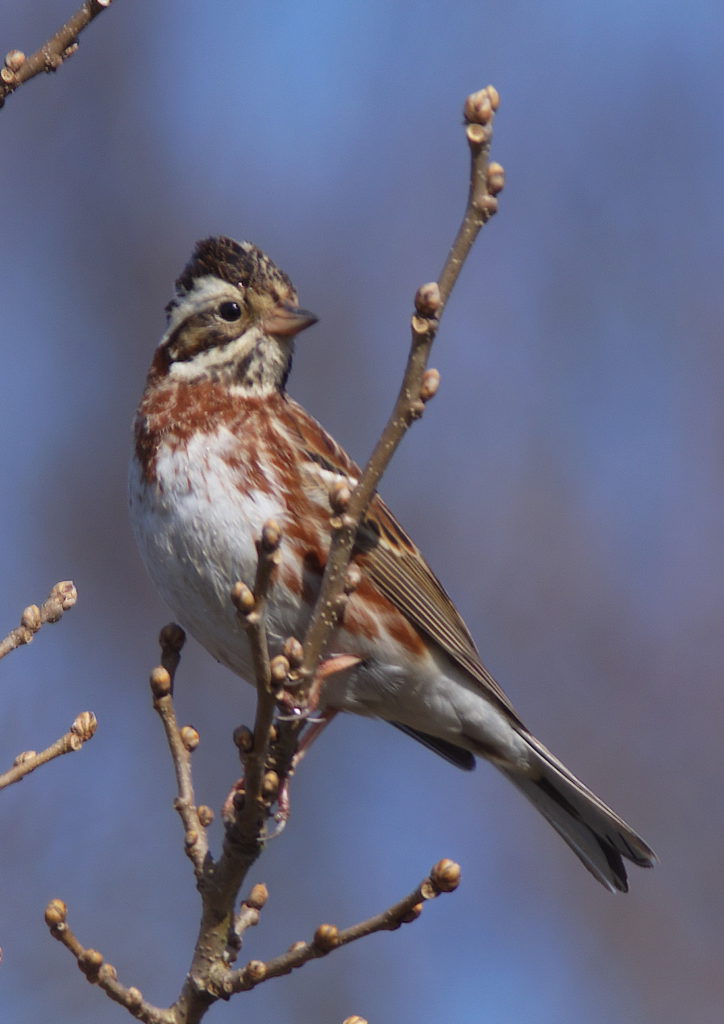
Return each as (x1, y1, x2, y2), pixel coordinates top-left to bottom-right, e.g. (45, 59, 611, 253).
(218, 301, 242, 322)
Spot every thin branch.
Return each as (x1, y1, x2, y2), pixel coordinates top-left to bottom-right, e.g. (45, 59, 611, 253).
(0, 581, 77, 661)
(230, 519, 286, 839)
(0, 711, 96, 790)
(297, 85, 504, 693)
(45, 899, 174, 1024)
(150, 624, 211, 878)
(0, 1, 114, 108)
(223, 859, 462, 993)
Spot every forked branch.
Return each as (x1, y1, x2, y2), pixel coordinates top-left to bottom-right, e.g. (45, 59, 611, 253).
(44, 87, 501, 1023)
(45, 859, 460, 1022)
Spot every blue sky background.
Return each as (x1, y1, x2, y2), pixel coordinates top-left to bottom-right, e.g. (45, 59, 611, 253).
(1, 1, 723, 1022)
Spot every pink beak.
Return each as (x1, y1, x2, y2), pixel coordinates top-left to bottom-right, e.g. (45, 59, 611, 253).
(262, 302, 318, 338)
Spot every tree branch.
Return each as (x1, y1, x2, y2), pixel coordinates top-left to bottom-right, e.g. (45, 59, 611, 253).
(46, 860, 460, 1019)
(296, 85, 504, 695)
(0, 711, 97, 790)
(224, 859, 461, 993)
(230, 519, 287, 840)
(150, 624, 211, 878)
(46, 898, 174, 1024)
(0, 580, 77, 661)
(0, 0, 114, 109)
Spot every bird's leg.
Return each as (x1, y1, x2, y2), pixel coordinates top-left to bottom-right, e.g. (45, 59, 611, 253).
(276, 652, 362, 721)
(307, 652, 362, 709)
(267, 708, 339, 836)
(268, 653, 361, 833)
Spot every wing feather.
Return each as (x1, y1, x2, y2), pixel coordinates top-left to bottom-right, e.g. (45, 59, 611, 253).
(362, 495, 522, 720)
(281, 396, 521, 721)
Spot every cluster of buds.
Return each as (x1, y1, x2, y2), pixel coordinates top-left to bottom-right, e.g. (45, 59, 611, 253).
(1, 50, 25, 96)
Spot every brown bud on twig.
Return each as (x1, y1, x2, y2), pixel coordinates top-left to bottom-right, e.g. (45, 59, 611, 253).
(247, 883, 269, 910)
(313, 923, 340, 951)
(71, 711, 97, 742)
(261, 519, 282, 552)
(21, 605, 41, 631)
(150, 666, 172, 699)
(420, 368, 441, 402)
(4, 50, 26, 71)
(243, 960, 267, 984)
(464, 85, 500, 124)
(44, 899, 68, 927)
(126, 988, 143, 1011)
(198, 805, 214, 826)
(270, 655, 290, 685)
(487, 161, 505, 195)
(159, 622, 185, 652)
(430, 858, 461, 893)
(415, 281, 442, 317)
(79, 948, 103, 980)
(13, 750, 36, 765)
(180, 725, 200, 751)
(283, 636, 304, 668)
(474, 193, 499, 217)
(44, 581, 77, 617)
(231, 581, 255, 616)
(329, 479, 352, 514)
(54, 580, 78, 611)
(262, 771, 280, 800)
(233, 724, 254, 751)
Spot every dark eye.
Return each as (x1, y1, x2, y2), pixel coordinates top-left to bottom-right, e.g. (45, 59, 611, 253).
(219, 301, 242, 321)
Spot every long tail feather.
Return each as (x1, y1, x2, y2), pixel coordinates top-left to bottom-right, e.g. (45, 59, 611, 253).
(504, 733, 656, 892)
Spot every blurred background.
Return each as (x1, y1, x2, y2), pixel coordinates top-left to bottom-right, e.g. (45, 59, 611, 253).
(1, 1, 722, 1021)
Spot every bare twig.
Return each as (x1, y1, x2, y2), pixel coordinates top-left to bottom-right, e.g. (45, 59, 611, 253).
(149, 603, 277, 1021)
(0, 1, 114, 108)
(150, 624, 211, 878)
(0, 581, 77, 661)
(230, 519, 286, 838)
(0, 711, 96, 790)
(297, 85, 504, 693)
(223, 859, 462, 993)
(46, 899, 174, 1024)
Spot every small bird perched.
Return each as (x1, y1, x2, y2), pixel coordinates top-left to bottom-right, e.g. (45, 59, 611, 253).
(129, 236, 656, 892)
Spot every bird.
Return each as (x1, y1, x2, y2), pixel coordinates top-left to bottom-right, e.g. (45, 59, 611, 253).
(129, 235, 656, 892)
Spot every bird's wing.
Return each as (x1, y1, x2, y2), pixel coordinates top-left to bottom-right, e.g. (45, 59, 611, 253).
(358, 493, 522, 722)
(285, 397, 522, 723)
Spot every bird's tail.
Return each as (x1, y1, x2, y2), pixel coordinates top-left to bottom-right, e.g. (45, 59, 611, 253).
(503, 732, 657, 892)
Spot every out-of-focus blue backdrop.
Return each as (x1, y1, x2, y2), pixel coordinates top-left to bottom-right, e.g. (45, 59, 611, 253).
(1, 2, 721, 1022)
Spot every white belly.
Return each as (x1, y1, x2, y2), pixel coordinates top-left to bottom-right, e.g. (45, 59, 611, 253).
(129, 428, 300, 679)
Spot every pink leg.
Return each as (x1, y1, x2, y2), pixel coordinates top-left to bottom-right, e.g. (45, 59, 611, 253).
(269, 708, 339, 837)
(245, 655, 361, 837)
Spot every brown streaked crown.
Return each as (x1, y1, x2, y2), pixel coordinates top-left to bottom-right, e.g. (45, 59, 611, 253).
(167, 236, 295, 318)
